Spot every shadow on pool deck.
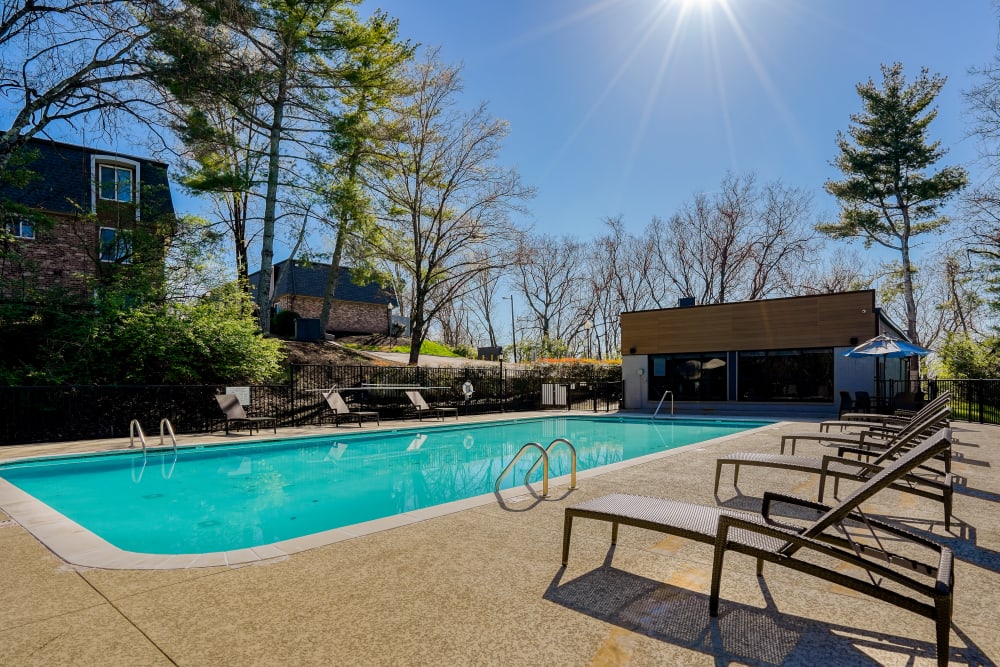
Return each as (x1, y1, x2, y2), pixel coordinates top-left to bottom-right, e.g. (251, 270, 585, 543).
(1, 414, 999, 665)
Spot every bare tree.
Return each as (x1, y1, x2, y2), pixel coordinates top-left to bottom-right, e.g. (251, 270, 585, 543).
(367, 54, 532, 364)
(0, 0, 170, 170)
(648, 172, 817, 305)
(462, 250, 504, 348)
(514, 233, 588, 346)
(790, 248, 873, 295)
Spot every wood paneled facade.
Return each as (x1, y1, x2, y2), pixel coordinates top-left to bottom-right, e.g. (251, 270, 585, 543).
(620, 291, 905, 411)
(622, 291, 879, 355)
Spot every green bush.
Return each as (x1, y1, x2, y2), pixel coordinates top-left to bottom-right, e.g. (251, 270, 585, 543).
(450, 343, 476, 359)
(270, 309, 300, 337)
(0, 284, 285, 385)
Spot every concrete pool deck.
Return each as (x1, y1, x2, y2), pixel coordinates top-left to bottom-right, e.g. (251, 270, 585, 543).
(0, 412, 997, 665)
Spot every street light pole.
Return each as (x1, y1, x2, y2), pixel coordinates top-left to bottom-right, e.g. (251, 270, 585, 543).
(503, 295, 517, 363)
(584, 319, 593, 359)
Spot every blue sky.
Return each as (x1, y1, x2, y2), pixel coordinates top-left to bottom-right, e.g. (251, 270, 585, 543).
(370, 0, 998, 240)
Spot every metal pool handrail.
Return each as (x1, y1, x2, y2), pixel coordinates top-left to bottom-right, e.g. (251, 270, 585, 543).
(159, 418, 178, 453)
(495, 442, 549, 497)
(129, 419, 147, 452)
(652, 390, 674, 419)
(524, 438, 578, 491)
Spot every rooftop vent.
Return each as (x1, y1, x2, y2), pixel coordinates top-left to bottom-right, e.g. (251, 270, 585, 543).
(677, 296, 696, 308)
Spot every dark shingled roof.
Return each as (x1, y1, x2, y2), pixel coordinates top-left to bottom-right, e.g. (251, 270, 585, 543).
(251, 259, 395, 306)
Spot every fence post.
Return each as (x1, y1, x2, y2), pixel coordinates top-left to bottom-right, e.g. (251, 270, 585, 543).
(979, 378, 985, 425)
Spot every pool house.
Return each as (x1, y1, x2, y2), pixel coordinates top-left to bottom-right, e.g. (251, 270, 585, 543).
(620, 290, 910, 415)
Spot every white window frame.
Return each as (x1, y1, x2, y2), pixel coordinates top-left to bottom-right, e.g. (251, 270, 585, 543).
(99, 226, 132, 264)
(90, 155, 140, 220)
(5, 219, 34, 239)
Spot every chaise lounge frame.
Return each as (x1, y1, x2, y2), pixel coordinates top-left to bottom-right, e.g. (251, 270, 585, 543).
(714, 407, 954, 528)
(215, 394, 277, 435)
(562, 429, 955, 667)
(405, 390, 459, 421)
(324, 390, 380, 427)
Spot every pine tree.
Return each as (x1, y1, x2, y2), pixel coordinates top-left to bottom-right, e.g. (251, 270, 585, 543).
(821, 62, 968, 345)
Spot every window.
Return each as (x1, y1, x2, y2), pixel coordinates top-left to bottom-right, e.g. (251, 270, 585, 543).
(737, 348, 833, 402)
(98, 164, 133, 203)
(647, 352, 727, 401)
(4, 219, 34, 239)
(99, 227, 132, 263)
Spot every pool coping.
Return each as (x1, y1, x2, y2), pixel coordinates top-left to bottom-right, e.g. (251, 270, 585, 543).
(0, 416, 785, 570)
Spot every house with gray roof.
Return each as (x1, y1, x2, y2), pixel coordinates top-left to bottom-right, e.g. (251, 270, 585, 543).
(250, 259, 401, 336)
(0, 138, 175, 299)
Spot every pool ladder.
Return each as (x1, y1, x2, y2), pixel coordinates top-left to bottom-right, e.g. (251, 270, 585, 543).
(130, 420, 178, 482)
(494, 438, 577, 497)
(129, 418, 178, 457)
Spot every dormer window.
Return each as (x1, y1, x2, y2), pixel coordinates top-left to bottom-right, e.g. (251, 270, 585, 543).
(91, 155, 140, 220)
(98, 164, 134, 202)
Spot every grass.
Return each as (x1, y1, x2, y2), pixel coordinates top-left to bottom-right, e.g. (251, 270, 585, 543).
(390, 339, 462, 357)
(952, 400, 1000, 424)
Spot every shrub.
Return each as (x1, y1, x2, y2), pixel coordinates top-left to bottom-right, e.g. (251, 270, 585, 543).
(270, 309, 300, 337)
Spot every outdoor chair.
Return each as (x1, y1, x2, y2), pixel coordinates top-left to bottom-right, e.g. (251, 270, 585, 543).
(837, 390, 854, 417)
(714, 424, 954, 528)
(854, 390, 873, 413)
(324, 390, 379, 427)
(405, 390, 459, 421)
(779, 404, 951, 465)
(562, 429, 955, 667)
(215, 394, 277, 435)
(820, 391, 951, 434)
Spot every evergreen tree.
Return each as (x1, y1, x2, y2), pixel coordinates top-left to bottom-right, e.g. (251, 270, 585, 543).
(821, 63, 968, 346)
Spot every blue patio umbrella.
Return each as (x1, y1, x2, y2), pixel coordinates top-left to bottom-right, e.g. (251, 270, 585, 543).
(843, 334, 931, 358)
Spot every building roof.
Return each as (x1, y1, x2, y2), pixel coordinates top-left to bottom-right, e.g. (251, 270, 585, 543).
(0, 137, 174, 218)
(252, 259, 395, 306)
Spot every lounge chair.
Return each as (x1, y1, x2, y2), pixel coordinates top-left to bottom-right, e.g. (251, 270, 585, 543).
(562, 429, 955, 667)
(714, 425, 953, 528)
(405, 390, 459, 421)
(822, 392, 950, 433)
(215, 394, 277, 435)
(780, 404, 951, 458)
(324, 390, 379, 427)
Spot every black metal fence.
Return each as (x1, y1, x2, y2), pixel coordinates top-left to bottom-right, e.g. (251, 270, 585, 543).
(0, 364, 623, 445)
(879, 378, 1000, 425)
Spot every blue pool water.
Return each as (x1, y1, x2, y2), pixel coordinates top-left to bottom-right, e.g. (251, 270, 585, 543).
(0, 416, 770, 554)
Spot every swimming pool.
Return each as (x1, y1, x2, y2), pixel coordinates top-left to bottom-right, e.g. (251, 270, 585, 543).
(0, 415, 772, 565)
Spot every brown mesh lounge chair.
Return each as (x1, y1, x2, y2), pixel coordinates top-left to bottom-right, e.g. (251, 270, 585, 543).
(216, 394, 277, 435)
(324, 390, 379, 427)
(714, 422, 953, 528)
(780, 403, 950, 458)
(820, 392, 951, 433)
(405, 390, 458, 421)
(562, 429, 955, 667)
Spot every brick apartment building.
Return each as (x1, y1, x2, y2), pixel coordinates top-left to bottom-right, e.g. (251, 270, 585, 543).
(250, 259, 401, 336)
(0, 138, 175, 299)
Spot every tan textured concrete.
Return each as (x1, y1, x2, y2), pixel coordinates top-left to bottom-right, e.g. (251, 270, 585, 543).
(0, 415, 997, 665)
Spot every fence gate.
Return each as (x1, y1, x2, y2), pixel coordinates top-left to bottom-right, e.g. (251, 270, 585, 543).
(541, 383, 568, 408)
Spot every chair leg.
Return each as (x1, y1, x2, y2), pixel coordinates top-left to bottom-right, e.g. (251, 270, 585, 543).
(561, 514, 573, 565)
(709, 546, 726, 617)
(935, 597, 952, 667)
